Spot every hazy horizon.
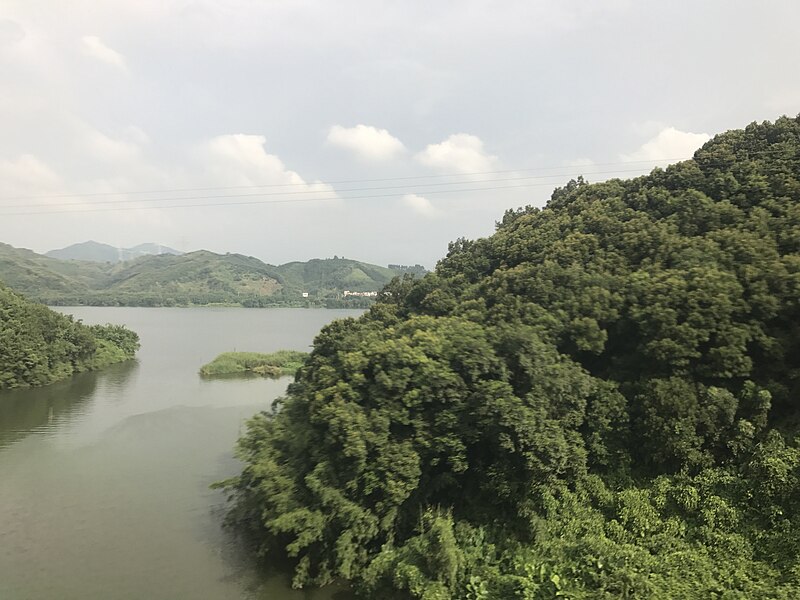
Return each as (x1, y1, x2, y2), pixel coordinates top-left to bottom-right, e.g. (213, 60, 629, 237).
(34, 238, 421, 269)
(2, 1, 799, 267)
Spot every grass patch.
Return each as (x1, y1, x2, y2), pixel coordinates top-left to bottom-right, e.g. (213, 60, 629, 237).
(199, 350, 308, 378)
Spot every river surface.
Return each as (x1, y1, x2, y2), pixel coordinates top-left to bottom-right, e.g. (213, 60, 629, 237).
(0, 307, 360, 600)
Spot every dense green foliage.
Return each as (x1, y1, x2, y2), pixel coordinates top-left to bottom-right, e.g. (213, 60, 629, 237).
(200, 350, 308, 378)
(220, 116, 800, 598)
(0, 246, 420, 307)
(0, 283, 139, 389)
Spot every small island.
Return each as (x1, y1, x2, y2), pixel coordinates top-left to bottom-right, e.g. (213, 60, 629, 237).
(199, 350, 308, 378)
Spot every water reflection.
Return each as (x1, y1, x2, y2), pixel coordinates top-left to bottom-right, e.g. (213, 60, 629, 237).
(0, 308, 356, 599)
(97, 358, 140, 401)
(197, 427, 353, 599)
(199, 371, 265, 381)
(0, 360, 138, 449)
(211, 527, 353, 599)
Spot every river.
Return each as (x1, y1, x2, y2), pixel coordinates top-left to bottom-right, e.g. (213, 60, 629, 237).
(0, 307, 359, 600)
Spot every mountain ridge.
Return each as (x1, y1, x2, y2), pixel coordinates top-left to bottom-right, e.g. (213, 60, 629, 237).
(45, 240, 182, 263)
(0, 243, 425, 307)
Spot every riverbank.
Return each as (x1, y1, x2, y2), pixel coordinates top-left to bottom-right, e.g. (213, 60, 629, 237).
(44, 299, 374, 309)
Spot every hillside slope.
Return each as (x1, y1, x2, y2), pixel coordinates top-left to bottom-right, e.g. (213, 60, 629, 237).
(98, 251, 284, 306)
(0, 243, 103, 297)
(0, 246, 418, 306)
(221, 115, 800, 598)
(274, 257, 401, 293)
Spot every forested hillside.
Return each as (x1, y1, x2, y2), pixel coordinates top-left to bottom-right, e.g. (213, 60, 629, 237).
(0, 246, 416, 307)
(0, 242, 106, 297)
(0, 283, 139, 389)
(221, 116, 800, 598)
(277, 258, 400, 293)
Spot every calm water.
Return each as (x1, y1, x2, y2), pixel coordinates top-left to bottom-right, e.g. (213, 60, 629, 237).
(0, 307, 361, 600)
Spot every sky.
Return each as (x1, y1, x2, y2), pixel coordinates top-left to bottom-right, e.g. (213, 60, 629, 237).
(1, 0, 799, 268)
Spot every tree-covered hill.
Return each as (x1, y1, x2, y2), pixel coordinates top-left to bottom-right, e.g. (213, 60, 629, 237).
(0, 242, 106, 297)
(276, 257, 401, 293)
(99, 250, 285, 305)
(0, 246, 420, 307)
(221, 115, 800, 598)
(0, 283, 139, 389)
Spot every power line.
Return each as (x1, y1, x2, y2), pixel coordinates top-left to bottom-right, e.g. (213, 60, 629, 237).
(0, 167, 664, 211)
(0, 181, 589, 216)
(2, 145, 795, 203)
(1, 149, 795, 217)
(0, 157, 698, 202)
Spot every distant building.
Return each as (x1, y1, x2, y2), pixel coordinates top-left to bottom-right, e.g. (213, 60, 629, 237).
(302, 292, 309, 298)
(343, 290, 378, 297)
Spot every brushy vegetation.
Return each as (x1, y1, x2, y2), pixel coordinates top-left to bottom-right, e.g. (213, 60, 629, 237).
(218, 115, 800, 598)
(200, 350, 308, 378)
(0, 283, 139, 389)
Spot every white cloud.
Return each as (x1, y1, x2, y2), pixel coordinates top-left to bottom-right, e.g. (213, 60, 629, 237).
(402, 193, 440, 218)
(326, 124, 406, 161)
(621, 127, 710, 163)
(1, 0, 793, 267)
(81, 127, 141, 163)
(415, 133, 499, 175)
(81, 35, 126, 69)
(196, 134, 334, 197)
(0, 154, 61, 192)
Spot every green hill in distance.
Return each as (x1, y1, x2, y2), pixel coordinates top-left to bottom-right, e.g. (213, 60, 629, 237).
(45, 240, 182, 263)
(277, 258, 399, 292)
(0, 244, 425, 307)
(0, 242, 106, 298)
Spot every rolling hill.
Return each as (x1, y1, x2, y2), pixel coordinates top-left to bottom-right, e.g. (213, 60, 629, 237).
(0, 244, 423, 307)
(275, 258, 400, 292)
(0, 243, 103, 297)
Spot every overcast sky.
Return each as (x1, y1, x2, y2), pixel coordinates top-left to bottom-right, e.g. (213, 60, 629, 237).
(1, 1, 798, 268)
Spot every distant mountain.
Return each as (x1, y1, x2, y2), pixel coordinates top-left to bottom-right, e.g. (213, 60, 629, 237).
(0, 243, 424, 307)
(45, 241, 182, 263)
(127, 243, 182, 258)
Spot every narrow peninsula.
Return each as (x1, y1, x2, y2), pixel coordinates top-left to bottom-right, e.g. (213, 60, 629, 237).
(0, 283, 140, 390)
